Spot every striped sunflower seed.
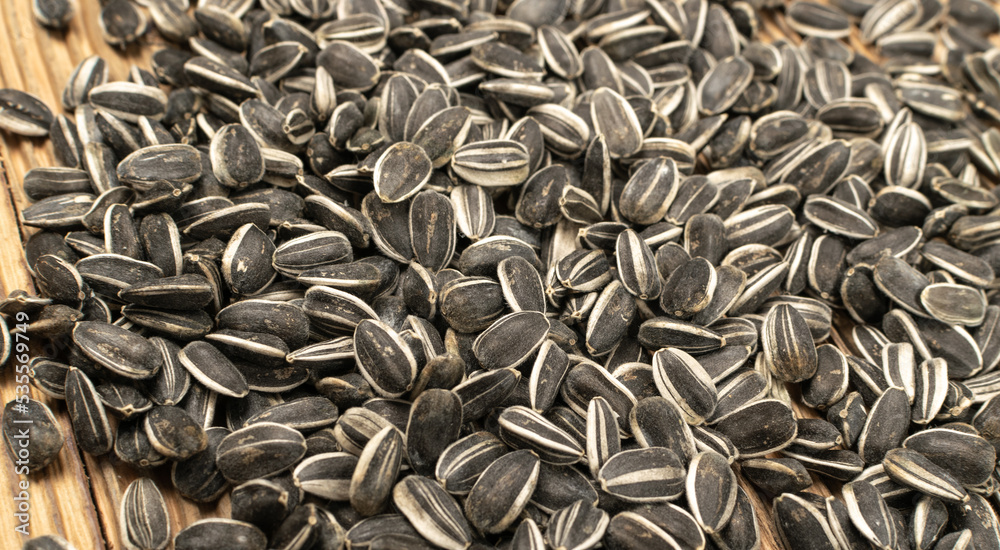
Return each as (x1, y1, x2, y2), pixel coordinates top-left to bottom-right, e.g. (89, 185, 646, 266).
(904, 428, 997, 487)
(291, 452, 357, 501)
(392, 475, 472, 550)
(410, 190, 456, 272)
(857, 387, 911, 464)
(450, 140, 530, 187)
(473, 311, 549, 371)
(686, 451, 738, 534)
(741, 458, 813, 495)
(883, 447, 968, 503)
(119, 477, 170, 550)
(65, 367, 113, 456)
(919, 283, 987, 326)
(350, 425, 403, 516)
(586, 396, 620, 479)
(142, 405, 207, 460)
(762, 304, 818, 383)
(354, 319, 417, 398)
(842, 479, 898, 549)
(652, 347, 717, 425)
(405, 389, 462, 477)
(498, 405, 584, 465)
(215, 422, 306, 484)
(697, 57, 754, 116)
(714, 399, 797, 458)
(545, 500, 610, 550)
(72, 321, 162, 379)
(465, 449, 540, 534)
(599, 447, 686, 502)
(660, 257, 716, 319)
(435, 431, 507, 496)
(373, 142, 432, 203)
(169, 426, 228, 502)
(618, 157, 678, 225)
(173, 519, 267, 550)
(638, 317, 725, 354)
(178, 341, 248, 399)
(0, 89, 53, 137)
(773, 492, 840, 550)
(2, 399, 63, 474)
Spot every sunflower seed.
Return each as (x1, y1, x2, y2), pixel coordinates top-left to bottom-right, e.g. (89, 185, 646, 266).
(65, 367, 113, 456)
(119, 477, 170, 550)
(0, 89, 53, 137)
(449, 139, 531, 187)
(599, 447, 686, 502)
(883, 447, 968, 503)
(215, 422, 306, 484)
(2, 398, 63, 474)
(762, 303, 818, 383)
(653, 347, 717, 425)
(391, 476, 472, 550)
(350, 425, 403, 516)
(168, 426, 228, 502)
(405, 389, 462, 477)
(173, 519, 267, 550)
(461, 449, 539, 534)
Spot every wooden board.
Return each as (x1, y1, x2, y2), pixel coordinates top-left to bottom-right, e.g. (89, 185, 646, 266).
(0, 1, 901, 549)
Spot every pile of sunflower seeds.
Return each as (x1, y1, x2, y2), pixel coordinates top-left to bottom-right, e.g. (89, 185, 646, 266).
(4, 0, 1000, 548)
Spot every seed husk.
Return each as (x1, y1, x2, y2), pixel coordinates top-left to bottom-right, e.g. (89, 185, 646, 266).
(170, 426, 229, 503)
(405, 389, 462, 477)
(773, 492, 840, 550)
(599, 447, 686, 502)
(435, 431, 508, 495)
(919, 283, 987, 326)
(350, 425, 403, 517)
(714, 399, 798, 458)
(686, 451, 738, 534)
(618, 157, 678, 226)
(498, 405, 585, 465)
(545, 500, 610, 550)
(904, 428, 997, 487)
(65, 367, 113, 456)
(354, 319, 417, 398)
(291, 452, 358, 501)
(473, 311, 549, 371)
(882, 447, 968, 503)
(858, 387, 911, 465)
(173, 519, 267, 550)
(215, 422, 306, 484)
(465, 449, 541, 534)
(652, 347, 717, 425)
(762, 303, 818, 383)
(393, 475, 473, 550)
(660, 257, 717, 319)
(119, 477, 170, 550)
(586, 396, 620, 479)
(451, 140, 531, 187)
(142, 405, 207, 461)
(2, 398, 64, 473)
(0, 88, 53, 137)
(630, 396, 697, 461)
(177, 340, 248, 399)
(373, 142, 433, 204)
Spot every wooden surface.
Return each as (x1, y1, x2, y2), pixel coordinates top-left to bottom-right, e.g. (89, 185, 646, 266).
(0, 1, 904, 549)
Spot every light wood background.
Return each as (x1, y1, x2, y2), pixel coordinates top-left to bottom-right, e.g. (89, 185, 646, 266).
(0, 0, 918, 548)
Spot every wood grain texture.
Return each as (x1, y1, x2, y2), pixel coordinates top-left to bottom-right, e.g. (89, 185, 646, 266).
(0, 1, 905, 549)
